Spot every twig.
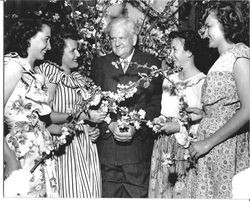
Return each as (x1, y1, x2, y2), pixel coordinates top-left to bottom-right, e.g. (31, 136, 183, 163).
(138, 0, 150, 35)
(30, 152, 50, 173)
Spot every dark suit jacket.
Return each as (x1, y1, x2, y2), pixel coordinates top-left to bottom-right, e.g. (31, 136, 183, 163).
(91, 49, 162, 165)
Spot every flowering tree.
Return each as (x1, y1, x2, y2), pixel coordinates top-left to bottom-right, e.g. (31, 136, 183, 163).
(37, 0, 180, 74)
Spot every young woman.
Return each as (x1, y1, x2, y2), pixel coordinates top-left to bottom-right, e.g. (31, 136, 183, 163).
(188, 2, 250, 198)
(36, 26, 106, 198)
(148, 30, 206, 198)
(4, 18, 58, 197)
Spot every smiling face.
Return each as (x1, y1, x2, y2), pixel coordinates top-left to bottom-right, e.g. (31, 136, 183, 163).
(170, 37, 190, 68)
(61, 38, 80, 70)
(204, 12, 226, 48)
(28, 24, 51, 61)
(110, 26, 137, 59)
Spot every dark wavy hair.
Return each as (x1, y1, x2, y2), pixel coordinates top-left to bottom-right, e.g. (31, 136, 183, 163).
(169, 30, 203, 68)
(45, 25, 80, 66)
(203, 2, 245, 43)
(5, 15, 51, 57)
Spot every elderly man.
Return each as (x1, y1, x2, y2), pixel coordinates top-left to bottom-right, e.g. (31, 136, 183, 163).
(91, 17, 162, 198)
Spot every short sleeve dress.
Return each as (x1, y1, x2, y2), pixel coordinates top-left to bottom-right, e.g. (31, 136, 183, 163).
(148, 72, 206, 198)
(190, 43, 250, 198)
(36, 62, 101, 198)
(4, 53, 58, 197)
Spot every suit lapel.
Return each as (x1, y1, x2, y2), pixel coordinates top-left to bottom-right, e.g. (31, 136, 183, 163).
(107, 53, 123, 74)
(107, 49, 142, 75)
(125, 49, 140, 74)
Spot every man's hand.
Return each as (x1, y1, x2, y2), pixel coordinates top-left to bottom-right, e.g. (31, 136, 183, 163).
(109, 122, 136, 142)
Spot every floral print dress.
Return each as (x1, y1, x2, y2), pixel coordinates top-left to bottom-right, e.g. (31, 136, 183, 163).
(190, 43, 250, 198)
(148, 72, 205, 198)
(4, 53, 58, 197)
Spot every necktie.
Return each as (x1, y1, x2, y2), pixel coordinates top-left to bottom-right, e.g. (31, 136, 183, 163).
(122, 59, 129, 73)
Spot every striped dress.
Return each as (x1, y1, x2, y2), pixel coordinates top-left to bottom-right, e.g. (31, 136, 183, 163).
(36, 62, 101, 198)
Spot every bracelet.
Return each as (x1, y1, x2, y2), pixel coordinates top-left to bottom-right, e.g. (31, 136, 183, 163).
(66, 113, 74, 123)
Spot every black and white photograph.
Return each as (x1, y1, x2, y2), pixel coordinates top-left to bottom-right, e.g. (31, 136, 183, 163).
(2, 0, 250, 199)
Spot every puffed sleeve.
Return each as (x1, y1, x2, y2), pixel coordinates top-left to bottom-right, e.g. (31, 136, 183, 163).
(232, 43, 250, 60)
(36, 61, 63, 84)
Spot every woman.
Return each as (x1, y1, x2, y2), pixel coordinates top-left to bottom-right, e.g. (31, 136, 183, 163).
(148, 30, 206, 198)
(36, 26, 106, 198)
(188, 2, 250, 198)
(4, 18, 58, 197)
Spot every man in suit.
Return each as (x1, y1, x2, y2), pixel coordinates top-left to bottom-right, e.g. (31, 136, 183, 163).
(91, 17, 162, 198)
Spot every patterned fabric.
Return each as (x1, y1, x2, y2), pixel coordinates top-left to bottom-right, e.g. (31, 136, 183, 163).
(4, 53, 58, 197)
(37, 62, 101, 198)
(190, 43, 250, 198)
(148, 72, 206, 198)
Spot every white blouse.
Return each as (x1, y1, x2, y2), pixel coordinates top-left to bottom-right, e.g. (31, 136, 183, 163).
(160, 72, 206, 147)
(161, 72, 206, 118)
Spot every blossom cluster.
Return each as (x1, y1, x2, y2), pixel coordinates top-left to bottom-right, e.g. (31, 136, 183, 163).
(75, 76, 146, 130)
(134, 63, 192, 131)
(162, 150, 192, 168)
(52, 124, 76, 149)
(62, 0, 115, 75)
(138, 0, 178, 60)
(117, 108, 146, 130)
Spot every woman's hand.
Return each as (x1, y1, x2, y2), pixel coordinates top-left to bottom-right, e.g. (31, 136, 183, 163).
(188, 138, 213, 159)
(160, 121, 180, 135)
(186, 107, 205, 121)
(153, 116, 166, 125)
(86, 125, 100, 142)
(88, 110, 107, 123)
